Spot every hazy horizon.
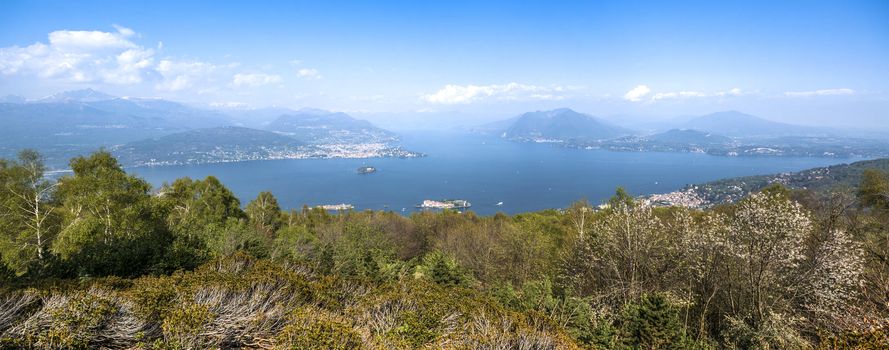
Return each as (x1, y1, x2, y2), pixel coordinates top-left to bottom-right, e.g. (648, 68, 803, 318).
(2, 0, 887, 129)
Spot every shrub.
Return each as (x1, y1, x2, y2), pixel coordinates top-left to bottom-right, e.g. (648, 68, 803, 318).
(161, 302, 212, 349)
(277, 305, 363, 350)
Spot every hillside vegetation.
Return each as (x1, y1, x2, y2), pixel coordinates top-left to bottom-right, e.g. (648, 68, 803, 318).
(693, 157, 889, 204)
(1, 150, 888, 349)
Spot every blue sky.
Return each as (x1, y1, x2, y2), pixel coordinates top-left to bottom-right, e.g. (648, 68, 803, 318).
(0, 0, 887, 126)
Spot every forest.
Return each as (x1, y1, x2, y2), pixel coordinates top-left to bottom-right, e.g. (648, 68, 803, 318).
(1, 150, 887, 349)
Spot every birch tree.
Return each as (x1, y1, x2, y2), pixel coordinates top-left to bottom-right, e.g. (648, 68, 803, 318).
(0, 150, 59, 275)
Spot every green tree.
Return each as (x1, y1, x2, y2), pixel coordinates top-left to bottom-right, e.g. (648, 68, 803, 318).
(156, 176, 245, 269)
(617, 294, 688, 349)
(52, 151, 168, 276)
(608, 187, 636, 210)
(0, 150, 60, 276)
(245, 191, 282, 237)
(857, 169, 889, 211)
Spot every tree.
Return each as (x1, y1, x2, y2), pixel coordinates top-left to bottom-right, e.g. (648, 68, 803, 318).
(618, 293, 688, 349)
(720, 191, 864, 347)
(565, 200, 594, 240)
(245, 191, 282, 238)
(53, 151, 167, 276)
(560, 201, 683, 309)
(857, 169, 889, 211)
(157, 176, 245, 269)
(0, 150, 59, 275)
(160, 176, 245, 232)
(608, 187, 636, 210)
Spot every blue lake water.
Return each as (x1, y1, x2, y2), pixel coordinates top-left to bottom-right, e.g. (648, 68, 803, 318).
(132, 131, 854, 215)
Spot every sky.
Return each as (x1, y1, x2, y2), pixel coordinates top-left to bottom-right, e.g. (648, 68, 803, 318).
(0, 0, 887, 127)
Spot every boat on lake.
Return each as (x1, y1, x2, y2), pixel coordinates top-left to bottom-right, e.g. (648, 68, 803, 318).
(358, 166, 376, 174)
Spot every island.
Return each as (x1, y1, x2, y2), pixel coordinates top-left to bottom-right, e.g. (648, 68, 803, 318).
(418, 199, 472, 209)
(317, 203, 354, 211)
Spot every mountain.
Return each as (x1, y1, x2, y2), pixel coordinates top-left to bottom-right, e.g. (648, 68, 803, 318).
(647, 129, 732, 145)
(0, 95, 26, 103)
(0, 102, 171, 145)
(113, 126, 306, 166)
(501, 108, 632, 141)
(221, 106, 300, 128)
(87, 98, 232, 129)
(37, 88, 118, 103)
(0, 89, 233, 165)
(265, 109, 397, 144)
(682, 111, 827, 137)
(691, 158, 889, 205)
(473, 116, 520, 134)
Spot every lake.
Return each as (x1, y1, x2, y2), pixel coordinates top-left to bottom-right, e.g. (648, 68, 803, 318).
(132, 131, 853, 215)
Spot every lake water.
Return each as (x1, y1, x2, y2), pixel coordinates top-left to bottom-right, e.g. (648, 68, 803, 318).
(132, 131, 853, 215)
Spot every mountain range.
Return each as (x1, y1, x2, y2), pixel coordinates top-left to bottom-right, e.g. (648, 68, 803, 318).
(0, 89, 407, 167)
(483, 108, 632, 141)
(680, 111, 829, 137)
(2, 89, 887, 167)
(265, 108, 397, 144)
(478, 108, 889, 158)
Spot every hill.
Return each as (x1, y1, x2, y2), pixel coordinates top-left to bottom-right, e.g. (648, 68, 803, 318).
(88, 97, 232, 129)
(36, 88, 117, 103)
(692, 158, 889, 205)
(501, 108, 632, 141)
(647, 129, 732, 145)
(113, 126, 307, 166)
(682, 111, 827, 137)
(0, 90, 232, 165)
(266, 108, 397, 144)
(0, 90, 411, 167)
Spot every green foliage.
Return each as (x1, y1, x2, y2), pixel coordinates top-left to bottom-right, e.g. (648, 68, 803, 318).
(0, 149, 59, 277)
(156, 176, 245, 270)
(277, 306, 362, 350)
(206, 218, 271, 258)
(245, 191, 282, 237)
(271, 223, 319, 262)
(161, 302, 213, 349)
(415, 251, 471, 287)
(1, 150, 886, 349)
(53, 151, 169, 276)
(858, 168, 889, 211)
(616, 293, 689, 349)
(608, 187, 636, 209)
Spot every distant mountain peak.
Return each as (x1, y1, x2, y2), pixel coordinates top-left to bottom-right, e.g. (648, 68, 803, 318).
(682, 110, 815, 137)
(294, 107, 333, 115)
(500, 108, 633, 141)
(266, 110, 396, 144)
(39, 88, 117, 103)
(0, 95, 26, 103)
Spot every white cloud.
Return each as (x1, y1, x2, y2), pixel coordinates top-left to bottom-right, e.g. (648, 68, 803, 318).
(47, 30, 136, 51)
(0, 27, 150, 84)
(623, 85, 651, 102)
(155, 59, 233, 91)
(232, 73, 283, 87)
(209, 101, 250, 109)
(112, 24, 137, 38)
(784, 88, 854, 97)
(716, 87, 743, 97)
(651, 90, 707, 101)
(296, 68, 321, 79)
(422, 83, 567, 104)
(0, 26, 240, 91)
(626, 86, 745, 102)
